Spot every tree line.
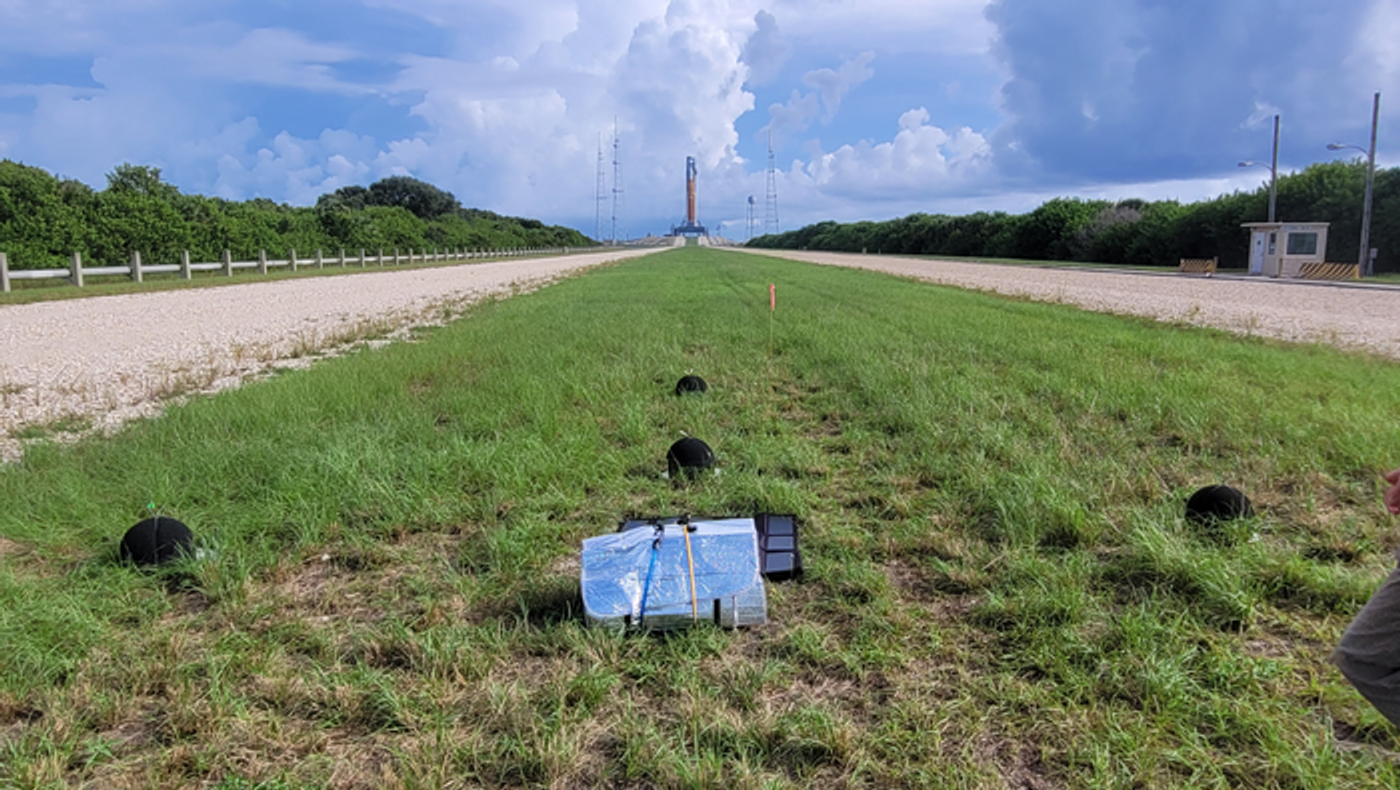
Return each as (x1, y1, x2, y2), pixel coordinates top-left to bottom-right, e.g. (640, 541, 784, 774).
(0, 161, 594, 270)
(747, 160, 1400, 273)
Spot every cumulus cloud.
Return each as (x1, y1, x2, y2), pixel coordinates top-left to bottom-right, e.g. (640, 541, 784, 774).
(765, 90, 822, 140)
(802, 52, 875, 121)
(210, 126, 379, 204)
(614, 1, 753, 169)
(799, 107, 991, 199)
(740, 10, 789, 86)
(337, 0, 760, 229)
(6, 0, 983, 234)
(762, 51, 876, 142)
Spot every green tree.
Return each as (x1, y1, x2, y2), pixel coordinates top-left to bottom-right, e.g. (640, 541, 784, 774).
(1006, 198, 1108, 261)
(91, 189, 192, 266)
(0, 161, 95, 268)
(367, 176, 461, 220)
(1368, 169, 1400, 273)
(105, 163, 181, 201)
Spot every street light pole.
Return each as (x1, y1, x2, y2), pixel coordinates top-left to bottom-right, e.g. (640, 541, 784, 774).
(1239, 114, 1279, 223)
(1328, 92, 1381, 277)
(1269, 113, 1279, 224)
(1361, 92, 1379, 276)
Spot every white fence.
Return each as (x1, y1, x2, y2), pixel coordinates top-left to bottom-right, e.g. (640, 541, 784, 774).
(0, 246, 577, 292)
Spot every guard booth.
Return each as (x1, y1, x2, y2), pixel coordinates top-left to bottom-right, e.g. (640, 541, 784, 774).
(1241, 222, 1329, 277)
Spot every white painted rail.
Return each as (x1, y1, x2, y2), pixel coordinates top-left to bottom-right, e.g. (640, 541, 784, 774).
(0, 247, 585, 292)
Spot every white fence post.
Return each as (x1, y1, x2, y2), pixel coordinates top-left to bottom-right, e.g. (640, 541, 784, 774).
(223, 249, 233, 277)
(0, 252, 8, 293)
(289, 247, 298, 273)
(316, 248, 323, 269)
(394, 248, 400, 266)
(130, 250, 143, 283)
(70, 252, 83, 287)
(377, 248, 384, 267)
(359, 248, 366, 268)
(258, 249, 268, 275)
(181, 250, 192, 280)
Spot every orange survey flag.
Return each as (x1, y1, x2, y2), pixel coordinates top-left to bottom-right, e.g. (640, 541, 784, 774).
(770, 283, 775, 311)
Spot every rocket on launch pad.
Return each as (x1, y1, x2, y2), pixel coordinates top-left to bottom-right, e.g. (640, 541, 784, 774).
(671, 156, 708, 237)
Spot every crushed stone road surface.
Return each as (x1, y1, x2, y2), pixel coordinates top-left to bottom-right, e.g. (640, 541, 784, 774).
(0, 248, 665, 460)
(741, 248, 1400, 361)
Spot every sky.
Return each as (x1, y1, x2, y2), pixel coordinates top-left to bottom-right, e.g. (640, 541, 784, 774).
(1, 0, 1397, 240)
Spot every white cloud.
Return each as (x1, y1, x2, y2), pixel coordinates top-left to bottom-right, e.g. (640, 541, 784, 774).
(766, 90, 822, 140)
(4, 0, 986, 233)
(210, 127, 381, 204)
(802, 51, 875, 121)
(763, 51, 877, 143)
(798, 107, 992, 200)
(1241, 102, 1281, 131)
(740, 10, 790, 86)
(176, 28, 369, 93)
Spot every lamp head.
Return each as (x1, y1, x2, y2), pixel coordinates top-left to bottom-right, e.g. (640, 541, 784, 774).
(1326, 143, 1344, 151)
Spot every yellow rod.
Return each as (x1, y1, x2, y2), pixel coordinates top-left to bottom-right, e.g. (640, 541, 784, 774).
(683, 526, 699, 621)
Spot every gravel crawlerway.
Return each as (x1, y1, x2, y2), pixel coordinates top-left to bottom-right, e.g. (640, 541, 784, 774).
(742, 249, 1400, 361)
(0, 248, 667, 461)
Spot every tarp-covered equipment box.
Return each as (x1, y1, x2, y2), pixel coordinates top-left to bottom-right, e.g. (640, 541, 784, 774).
(581, 517, 769, 631)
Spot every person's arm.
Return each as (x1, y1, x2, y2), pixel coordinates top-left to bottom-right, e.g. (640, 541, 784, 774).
(1386, 468, 1400, 515)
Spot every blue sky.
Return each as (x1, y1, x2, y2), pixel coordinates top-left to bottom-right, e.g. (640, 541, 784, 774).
(1, 0, 1396, 240)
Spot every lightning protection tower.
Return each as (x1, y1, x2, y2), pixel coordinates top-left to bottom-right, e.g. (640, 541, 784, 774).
(764, 131, 779, 236)
(610, 119, 626, 245)
(595, 134, 607, 243)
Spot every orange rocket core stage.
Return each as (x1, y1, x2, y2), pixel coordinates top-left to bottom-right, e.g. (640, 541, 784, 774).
(686, 156, 698, 225)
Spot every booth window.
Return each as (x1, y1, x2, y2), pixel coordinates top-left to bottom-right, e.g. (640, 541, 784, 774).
(1286, 232, 1319, 256)
(1268, 233, 1276, 255)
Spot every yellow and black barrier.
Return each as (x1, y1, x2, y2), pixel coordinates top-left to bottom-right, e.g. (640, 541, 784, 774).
(1299, 262, 1360, 281)
(1179, 258, 1217, 275)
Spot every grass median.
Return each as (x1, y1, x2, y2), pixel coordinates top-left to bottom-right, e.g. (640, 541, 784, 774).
(3, 246, 1400, 788)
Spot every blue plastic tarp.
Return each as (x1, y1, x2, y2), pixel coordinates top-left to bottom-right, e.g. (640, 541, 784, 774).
(580, 518, 768, 630)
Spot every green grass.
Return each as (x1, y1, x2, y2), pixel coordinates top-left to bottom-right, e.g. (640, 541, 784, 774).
(3, 247, 1400, 787)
